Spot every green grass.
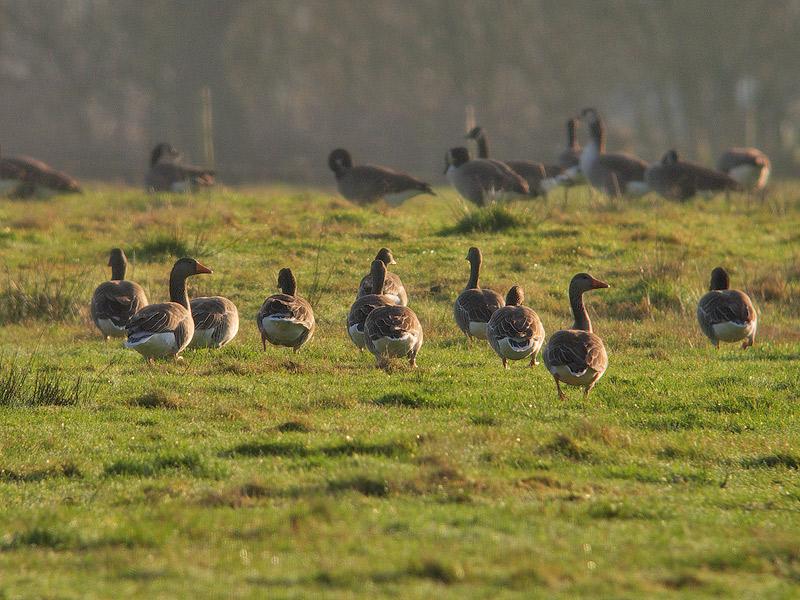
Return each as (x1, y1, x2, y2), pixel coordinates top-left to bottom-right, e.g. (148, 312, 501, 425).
(0, 184, 799, 598)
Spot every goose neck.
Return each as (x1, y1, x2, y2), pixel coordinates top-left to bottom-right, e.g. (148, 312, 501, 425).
(467, 257, 481, 289)
(570, 288, 592, 332)
(169, 271, 190, 309)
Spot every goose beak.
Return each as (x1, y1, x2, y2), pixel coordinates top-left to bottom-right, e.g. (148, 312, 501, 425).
(195, 262, 213, 274)
(591, 277, 609, 289)
(390, 259, 397, 265)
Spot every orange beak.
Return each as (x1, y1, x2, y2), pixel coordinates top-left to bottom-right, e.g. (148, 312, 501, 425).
(591, 277, 609, 289)
(195, 262, 213, 274)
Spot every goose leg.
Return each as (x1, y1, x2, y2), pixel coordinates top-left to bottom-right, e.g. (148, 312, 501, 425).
(742, 334, 754, 350)
(261, 334, 267, 351)
(529, 351, 540, 367)
(408, 351, 417, 368)
(553, 377, 566, 401)
(502, 358, 508, 369)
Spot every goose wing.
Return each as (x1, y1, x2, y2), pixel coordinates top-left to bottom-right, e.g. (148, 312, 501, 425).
(191, 296, 236, 330)
(258, 293, 315, 329)
(366, 305, 421, 340)
(454, 288, 504, 331)
(698, 290, 756, 326)
(544, 329, 608, 374)
(92, 281, 148, 326)
(348, 294, 393, 328)
(489, 306, 544, 342)
(358, 272, 406, 302)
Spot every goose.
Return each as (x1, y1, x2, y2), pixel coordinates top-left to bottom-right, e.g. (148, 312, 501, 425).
(716, 147, 771, 192)
(357, 247, 407, 305)
(348, 259, 395, 350)
(124, 257, 213, 361)
(697, 267, 757, 349)
(444, 147, 529, 206)
(578, 108, 649, 197)
(90, 248, 149, 339)
(487, 286, 546, 369)
(542, 118, 586, 193)
(453, 247, 505, 340)
(542, 273, 609, 399)
(189, 295, 239, 349)
(328, 148, 435, 206)
(145, 143, 215, 192)
(364, 303, 423, 368)
(257, 268, 315, 352)
(645, 150, 741, 200)
(0, 145, 81, 197)
(465, 126, 561, 196)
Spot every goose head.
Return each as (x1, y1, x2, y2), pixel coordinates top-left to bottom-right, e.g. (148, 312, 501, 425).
(444, 147, 470, 173)
(278, 267, 298, 296)
(709, 267, 730, 291)
(580, 108, 604, 145)
(662, 149, 680, 165)
(328, 149, 352, 178)
(465, 126, 484, 141)
(151, 143, 179, 167)
(505, 285, 524, 307)
(172, 257, 213, 279)
(466, 246, 482, 265)
(570, 272, 609, 295)
(375, 247, 397, 266)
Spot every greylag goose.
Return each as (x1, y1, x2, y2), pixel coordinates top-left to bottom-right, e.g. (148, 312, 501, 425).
(90, 248, 149, 339)
(257, 268, 315, 352)
(465, 126, 561, 196)
(645, 150, 740, 200)
(357, 247, 407, 306)
(348, 259, 395, 350)
(444, 147, 529, 206)
(453, 247, 505, 340)
(145, 143, 215, 192)
(579, 108, 649, 197)
(697, 267, 757, 349)
(716, 148, 771, 192)
(124, 257, 212, 361)
(487, 286, 546, 369)
(0, 146, 81, 197)
(189, 296, 239, 349)
(543, 273, 609, 399)
(364, 304, 423, 368)
(328, 148, 435, 206)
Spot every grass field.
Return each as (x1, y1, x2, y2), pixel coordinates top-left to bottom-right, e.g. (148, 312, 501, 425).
(0, 184, 799, 598)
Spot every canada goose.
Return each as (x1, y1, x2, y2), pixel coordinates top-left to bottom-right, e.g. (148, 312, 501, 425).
(444, 147, 529, 206)
(348, 259, 395, 350)
(542, 118, 585, 193)
(579, 108, 649, 197)
(90, 248, 149, 339)
(328, 148, 435, 206)
(697, 267, 757, 349)
(124, 257, 212, 361)
(357, 247, 407, 305)
(487, 286, 546, 369)
(189, 296, 239, 349)
(645, 150, 741, 200)
(717, 148, 771, 192)
(257, 268, 315, 352)
(0, 146, 81, 197)
(465, 126, 561, 196)
(542, 273, 609, 399)
(364, 304, 423, 368)
(145, 143, 215, 192)
(453, 247, 505, 340)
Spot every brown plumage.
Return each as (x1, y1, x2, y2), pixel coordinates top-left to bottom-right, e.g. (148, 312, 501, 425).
(0, 147, 81, 197)
(357, 247, 408, 306)
(348, 260, 395, 350)
(90, 248, 149, 339)
(189, 296, 239, 349)
(364, 304, 423, 368)
(697, 267, 757, 349)
(543, 273, 609, 399)
(646, 150, 741, 200)
(487, 286, 546, 368)
(257, 268, 315, 352)
(445, 147, 529, 206)
(716, 147, 771, 191)
(145, 143, 215, 192)
(453, 247, 505, 340)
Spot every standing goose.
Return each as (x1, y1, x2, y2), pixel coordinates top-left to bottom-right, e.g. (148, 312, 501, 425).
(542, 118, 586, 194)
(364, 303, 423, 368)
(124, 257, 212, 361)
(716, 147, 771, 192)
(145, 143, 215, 192)
(328, 148, 435, 206)
(257, 268, 315, 352)
(189, 295, 239, 349)
(90, 248, 149, 339)
(697, 267, 757, 349)
(357, 247, 407, 305)
(543, 273, 609, 399)
(453, 247, 505, 340)
(487, 286, 546, 369)
(645, 150, 741, 201)
(348, 260, 395, 350)
(444, 147, 529, 206)
(465, 126, 561, 196)
(579, 108, 649, 197)
(0, 146, 81, 197)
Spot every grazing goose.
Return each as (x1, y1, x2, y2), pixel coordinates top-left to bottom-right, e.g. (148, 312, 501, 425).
(444, 147, 529, 206)
(348, 259, 395, 350)
(487, 286, 546, 369)
(328, 148, 435, 206)
(124, 257, 212, 361)
(645, 150, 741, 200)
(453, 247, 505, 340)
(364, 303, 423, 368)
(357, 247, 408, 305)
(90, 248, 149, 339)
(257, 268, 315, 352)
(543, 273, 609, 399)
(697, 267, 757, 349)
(465, 126, 561, 196)
(145, 143, 215, 192)
(716, 147, 771, 192)
(189, 296, 239, 349)
(0, 146, 81, 197)
(579, 108, 649, 197)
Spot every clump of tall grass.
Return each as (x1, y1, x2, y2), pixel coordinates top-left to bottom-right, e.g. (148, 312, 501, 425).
(0, 354, 102, 407)
(0, 267, 87, 325)
(134, 227, 214, 262)
(443, 202, 532, 235)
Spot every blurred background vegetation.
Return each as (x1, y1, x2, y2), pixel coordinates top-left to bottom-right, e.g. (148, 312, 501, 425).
(1, 0, 799, 184)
